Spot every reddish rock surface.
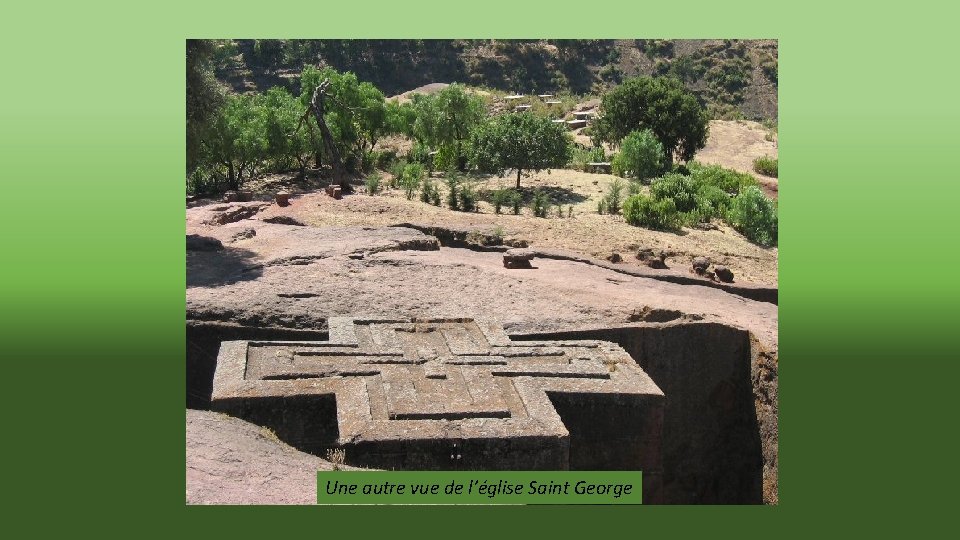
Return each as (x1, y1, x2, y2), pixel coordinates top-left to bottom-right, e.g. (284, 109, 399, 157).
(186, 410, 356, 505)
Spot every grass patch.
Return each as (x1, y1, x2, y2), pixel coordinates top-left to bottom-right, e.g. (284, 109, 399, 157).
(752, 155, 778, 177)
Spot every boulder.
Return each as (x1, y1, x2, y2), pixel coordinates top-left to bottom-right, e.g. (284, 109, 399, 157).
(638, 248, 668, 269)
(714, 265, 735, 283)
(503, 248, 535, 269)
(692, 257, 710, 275)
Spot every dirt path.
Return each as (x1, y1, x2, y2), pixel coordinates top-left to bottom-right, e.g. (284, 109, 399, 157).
(695, 120, 778, 198)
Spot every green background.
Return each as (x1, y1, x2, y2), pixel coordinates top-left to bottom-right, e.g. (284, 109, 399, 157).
(1, 0, 956, 535)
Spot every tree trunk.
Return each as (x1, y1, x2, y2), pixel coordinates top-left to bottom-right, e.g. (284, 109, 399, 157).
(310, 80, 349, 191)
(227, 162, 236, 190)
(516, 169, 522, 189)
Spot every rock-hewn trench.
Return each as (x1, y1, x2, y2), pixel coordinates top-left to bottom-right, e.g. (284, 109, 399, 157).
(187, 319, 771, 504)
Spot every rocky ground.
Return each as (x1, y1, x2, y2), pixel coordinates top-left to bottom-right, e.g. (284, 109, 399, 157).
(187, 211, 778, 504)
(187, 410, 360, 505)
(186, 117, 780, 503)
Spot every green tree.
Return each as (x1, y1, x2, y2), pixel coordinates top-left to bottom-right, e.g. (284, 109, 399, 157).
(592, 76, 709, 167)
(256, 87, 309, 173)
(470, 113, 572, 188)
(186, 39, 225, 174)
(385, 100, 416, 138)
(299, 66, 388, 171)
(412, 84, 486, 170)
(611, 129, 666, 181)
(203, 94, 268, 189)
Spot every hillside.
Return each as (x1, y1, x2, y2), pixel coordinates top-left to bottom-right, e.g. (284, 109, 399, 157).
(211, 39, 777, 121)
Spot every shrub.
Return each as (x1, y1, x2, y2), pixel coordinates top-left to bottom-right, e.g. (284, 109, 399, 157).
(401, 163, 424, 200)
(531, 189, 550, 218)
(753, 155, 778, 177)
(648, 172, 735, 225)
(509, 190, 522, 215)
(491, 189, 510, 214)
(389, 159, 408, 188)
(420, 178, 437, 203)
(611, 129, 665, 181)
(460, 183, 478, 212)
(491, 225, 505, 243)
(365, 173, 382, 195)
(446, 176, 459, 210)
(569, 145, 607, 172)
(650, 173, 699, 213)
(187, 168, 228, 197)
(622, 195, 681, 230)
(688, 162, 758, 194)
(604, 178, 626, 214)
(691, 183, 733, 223)
(727, 186, 778, 246)
(597, 198, 607, 214)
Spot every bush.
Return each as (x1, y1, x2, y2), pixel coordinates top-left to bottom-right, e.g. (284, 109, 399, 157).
(531, 189, 550, 218)
(727, 186, 778, 246)
(691, 183, 733, 223)
(491, 189, 510, 214)
(650, 173, 699, 213)
(569, 145, 607, 172)
(753, 155, 778, 177)
(622, 195, 681, 230)
(389, 159, 408, 188)
(460, 183, 478, 212)
(420, 178, 437, 203)
(365, 173, 382, 195)
(688, 162, 758, 194)
(401, 163, 424, 200)
(373, 149, 398, 169)
(446, 176, 459, 210)
(604, 178, 626, 214)
(611, 129, 665, 181)
(187, 168, 228, 197)
(509, 191, 522, 215)
(648, 172, 735, 225)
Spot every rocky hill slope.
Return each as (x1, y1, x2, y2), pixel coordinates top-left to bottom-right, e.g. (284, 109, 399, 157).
(212, 39, 777, 121)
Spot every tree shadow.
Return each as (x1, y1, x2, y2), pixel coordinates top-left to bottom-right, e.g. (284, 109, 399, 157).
(519, 185, 589, 205)
(186, 236, 264, 288)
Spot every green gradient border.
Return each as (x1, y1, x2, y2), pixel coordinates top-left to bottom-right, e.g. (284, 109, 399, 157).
(2, 0, 956, 536)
